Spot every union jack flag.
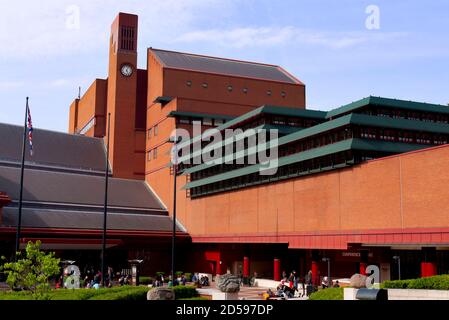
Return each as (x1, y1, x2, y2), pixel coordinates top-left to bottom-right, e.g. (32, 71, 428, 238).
(27, 106, 33, 156)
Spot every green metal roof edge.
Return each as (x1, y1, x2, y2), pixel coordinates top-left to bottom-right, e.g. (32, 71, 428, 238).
(261, 105, 327, 119)
(351, 112, 449, 134)
(182, 139, 354, 190)
(168, 111, 235, 121)
(182, 138, 430, 190)
(181, 113, 449, 175)
(176, 107, 264, 149)
(350, 138, 428, 154)
(177, 124, 267, 163)
(326, 96, 449, 119)
(178, 113, 353, 164)
(177, 105, 325, 150)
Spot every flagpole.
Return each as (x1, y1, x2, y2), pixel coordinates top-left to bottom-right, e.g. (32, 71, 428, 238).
(101, 113, 111, 288)
(15, 97, 29, 257)
(171, 139, 178, 285)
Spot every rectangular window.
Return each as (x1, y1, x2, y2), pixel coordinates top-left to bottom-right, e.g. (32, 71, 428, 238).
(148, 128, 152, 140)
(203, 118, 213, 126)
(79, 117, 96, 135)
(179, 118, 190, 125)
(147, 150, 152, 161)
(153, 148, 158, 159)
(154, 125, 159, 137)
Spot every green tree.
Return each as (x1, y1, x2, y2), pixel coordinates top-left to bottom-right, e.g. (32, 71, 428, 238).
(1, 241, 60, 299)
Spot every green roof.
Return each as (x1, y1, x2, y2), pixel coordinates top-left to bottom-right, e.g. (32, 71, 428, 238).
(153, 96, 173, 105)
(176, 105, 325, 149)
(182, 138, 428, 190)
(168, 111, 234, 121)
(326, 96, 449, 119)
(180, 112, 449, 174)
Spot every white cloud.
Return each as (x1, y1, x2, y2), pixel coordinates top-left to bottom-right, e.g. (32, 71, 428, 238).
(48, 79, 71, 87)
(174, 26, 407, 49)
(0, 0, 226, 59)
(0, 81, 25, 90)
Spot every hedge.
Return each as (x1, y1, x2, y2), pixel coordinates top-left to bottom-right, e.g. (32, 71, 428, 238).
(173, 286, 198, 299)
(139, 276, 154, 285)
(309, 288, 344, 300)
(382, 275, 449, 290)
(0, 286, 148, 301)
(0, 285, 198, 300)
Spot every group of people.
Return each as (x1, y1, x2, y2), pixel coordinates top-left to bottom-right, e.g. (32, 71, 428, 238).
(264, 269, 341, 300)
(153, 273, 191, 287)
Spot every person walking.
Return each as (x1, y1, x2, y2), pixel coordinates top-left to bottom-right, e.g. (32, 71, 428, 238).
(305, 270, 313, 296)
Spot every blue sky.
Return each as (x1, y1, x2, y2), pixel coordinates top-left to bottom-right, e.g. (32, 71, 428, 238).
(1, 0, 448, 132)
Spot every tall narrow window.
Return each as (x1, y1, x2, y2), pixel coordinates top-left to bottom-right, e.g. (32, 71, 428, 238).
(154, 125, 159, 137)
(120, 26, 135, 51)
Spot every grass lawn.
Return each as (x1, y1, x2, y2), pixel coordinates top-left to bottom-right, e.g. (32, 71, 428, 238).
(0, 285, 198, 300)
(309, 287, 344, 300)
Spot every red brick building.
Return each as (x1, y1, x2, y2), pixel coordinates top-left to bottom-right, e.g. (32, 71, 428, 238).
(2, 12, 449, 282)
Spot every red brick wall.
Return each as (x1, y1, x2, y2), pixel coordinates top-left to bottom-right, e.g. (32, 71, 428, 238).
(176, 144, 449, 247)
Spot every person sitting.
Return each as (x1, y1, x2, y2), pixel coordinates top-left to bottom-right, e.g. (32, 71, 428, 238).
(200, 275, 210, 287)
(333, 280, 340, 288)
(118, 275, 125, 286)
(263, 288, 275, 300)
(181, 274, 187, 286)
(321, 276, 329, 289)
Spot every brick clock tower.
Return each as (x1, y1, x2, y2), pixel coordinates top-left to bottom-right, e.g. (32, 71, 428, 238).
(106, 13, 139, 179)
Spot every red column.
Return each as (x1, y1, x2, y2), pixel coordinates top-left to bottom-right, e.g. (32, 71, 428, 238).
(311, 261, 319, 286)
(216, 260, 222, 276)
(359, 262, 367, 276)
(274, 259, 281, 281)
(421, 262, 437, 278)
(243, 257, 250, 278)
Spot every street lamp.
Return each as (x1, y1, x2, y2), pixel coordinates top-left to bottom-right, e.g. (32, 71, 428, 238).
(322, 257, 331, 289)
(393, 256, 401, 280)
(170, 135, 181, 285)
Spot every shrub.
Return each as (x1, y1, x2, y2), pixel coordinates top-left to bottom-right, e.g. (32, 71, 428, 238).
(0, 241, 60, 299)
(309, 288, 344, 300)
(91, 286, 148, 301)
(381, 275, 449, 290)
(382, 279, 413, 289)
(0, 285, 150, 301)
(139, 276, 154, 285)
(175, 271, 184, 277)
(184, 273, 193, 281)
(173, 286, 198, 299)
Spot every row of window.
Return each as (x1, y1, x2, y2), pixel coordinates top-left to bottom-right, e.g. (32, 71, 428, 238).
(148, 125, 159, 140)
(362, 107, 449, 124)
(186, 126, 353, 181)
(190, 151, 356, 198)
(178, 117, 226, 127)
(185, 80, 287, 98)
(358, 127, 448, 145)
(148, 148, 158, 161)
(184, 123, 449, 182)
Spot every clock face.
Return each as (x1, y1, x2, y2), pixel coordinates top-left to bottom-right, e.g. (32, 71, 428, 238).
(120, 64, 133, 77)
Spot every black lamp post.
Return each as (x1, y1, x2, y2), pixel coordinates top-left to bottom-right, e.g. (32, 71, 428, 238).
(322, 257, 331, 288)
(393, 255, 401, 280)
(170, 136, 180, 285)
